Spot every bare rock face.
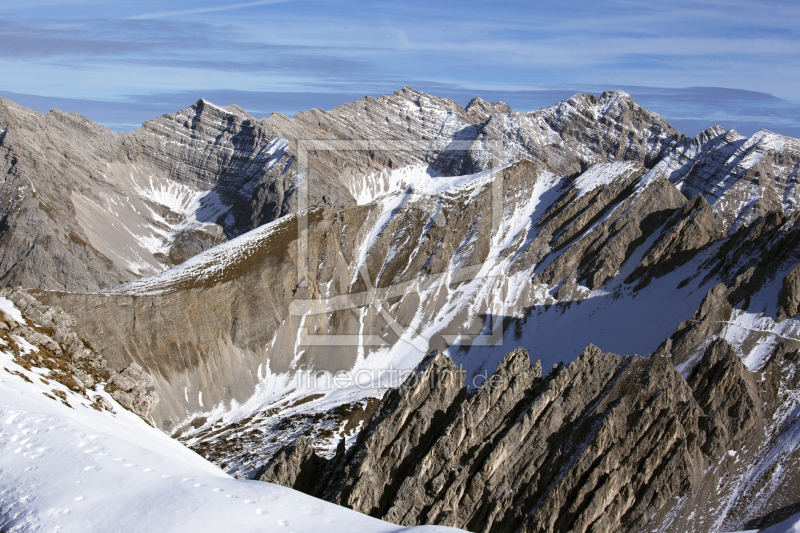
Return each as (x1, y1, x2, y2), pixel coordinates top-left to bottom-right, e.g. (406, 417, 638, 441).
(262, 346, 707, 533)
(255, 437, 327, 495)
(4, 288, 108, 382)
(778, 263, 800, 321)
(649, 126, 800, 233)
(525, 171, 688, 291)
(323, 351, 467, 516)
(625, 193, 723, 289)
(109, 363, 159, 419)
(0, 96, 351, 292)
(658, 282, 734, 368)
(687, 339, 762, 458)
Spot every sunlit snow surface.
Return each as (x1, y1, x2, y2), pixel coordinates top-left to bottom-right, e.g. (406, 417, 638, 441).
(0, 307, 462, 532)
(0, 297, 24, 324)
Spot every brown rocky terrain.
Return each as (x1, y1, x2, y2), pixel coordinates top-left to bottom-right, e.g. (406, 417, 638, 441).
(0, 288, 158, 420)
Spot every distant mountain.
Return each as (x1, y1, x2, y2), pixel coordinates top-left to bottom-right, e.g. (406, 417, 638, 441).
(0, 87, 680, 291)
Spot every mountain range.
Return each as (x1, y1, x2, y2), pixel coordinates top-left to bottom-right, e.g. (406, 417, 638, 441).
(1, 88, 800, 532)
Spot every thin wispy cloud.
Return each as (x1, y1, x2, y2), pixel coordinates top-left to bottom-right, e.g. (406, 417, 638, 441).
(0, 0, 797, 137)
(127, 0, 294, 20)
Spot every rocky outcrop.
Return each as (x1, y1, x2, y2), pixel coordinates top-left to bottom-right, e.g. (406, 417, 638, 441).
(535, 176, 687, 290)
(0, 289, 159, 420)
(687, 339, 762, 458)
(255, 437, 328, 495)
(166, 226, 227, 266)
(657, 283, 734, 368)
(651, 325, 800, 533)
(3, 288, 111, 389)
(625, 193, 723, 289)
(649, 126, 800, 233)
(778, 263, 800, 321)
(109, 363, 159, 419)
(262, 332, 800, 533)
(262, 346, 708, 533)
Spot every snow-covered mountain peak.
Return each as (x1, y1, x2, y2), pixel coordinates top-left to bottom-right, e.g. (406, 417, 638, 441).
(464, 96, 512, 121)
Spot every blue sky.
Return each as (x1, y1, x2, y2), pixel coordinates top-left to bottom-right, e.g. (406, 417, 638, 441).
(1, 0, 799, 137)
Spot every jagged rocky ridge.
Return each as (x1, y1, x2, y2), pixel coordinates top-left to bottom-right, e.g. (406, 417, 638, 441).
(260, 276, 800, 532)
(4, 87, 796, 292)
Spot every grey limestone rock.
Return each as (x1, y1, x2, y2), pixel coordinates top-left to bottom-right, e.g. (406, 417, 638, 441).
(109, 363, 159, 419)
(0, 88, 685, 293)
(778, 263, 800, 321)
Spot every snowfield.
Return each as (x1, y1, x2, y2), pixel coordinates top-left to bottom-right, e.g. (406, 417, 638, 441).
(0, 299, 461, 533)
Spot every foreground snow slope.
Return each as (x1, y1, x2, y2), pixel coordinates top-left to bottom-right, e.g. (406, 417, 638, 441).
(0, 303, 460, 533)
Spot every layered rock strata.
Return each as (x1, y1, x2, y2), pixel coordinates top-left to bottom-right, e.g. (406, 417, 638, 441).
(262, 330, 800, 532)
(4, 88, 798, 293)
